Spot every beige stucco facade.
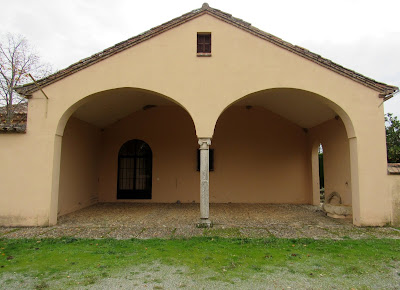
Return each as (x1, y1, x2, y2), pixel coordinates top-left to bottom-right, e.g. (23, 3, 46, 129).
(308, 118, 352, 206)
(0, 5, 398, 227)
(58, 117, 101, 216)
(388, 174, 400, 225)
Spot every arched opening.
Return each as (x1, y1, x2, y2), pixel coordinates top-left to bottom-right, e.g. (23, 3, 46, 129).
(211, 88, 354, 215)
(309, 120, 353, 218)
(117, 139, 153, 199)
(311, 143, 325, 205)
(56, 88, 198, 219)
(318, 144, 325, 203)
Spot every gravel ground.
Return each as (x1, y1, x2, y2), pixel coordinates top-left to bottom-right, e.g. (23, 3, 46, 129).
(2, 263, 399, 290)
(1, 203, 400, 239)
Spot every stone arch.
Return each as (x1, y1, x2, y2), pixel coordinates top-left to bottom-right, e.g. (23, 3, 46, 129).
(212, 88, 356, 139)
(49, 87, 198, 224)
(55, 87, 198, 137)
(210, 87, 358, 222)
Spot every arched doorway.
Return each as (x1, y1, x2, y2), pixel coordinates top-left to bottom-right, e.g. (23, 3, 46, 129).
(117, 139, 153, 199)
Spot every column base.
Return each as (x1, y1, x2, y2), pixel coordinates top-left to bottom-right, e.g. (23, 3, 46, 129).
(196, 219, 213, 228)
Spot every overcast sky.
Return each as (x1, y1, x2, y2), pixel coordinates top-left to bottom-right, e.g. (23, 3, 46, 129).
(2, 0, 400, 116)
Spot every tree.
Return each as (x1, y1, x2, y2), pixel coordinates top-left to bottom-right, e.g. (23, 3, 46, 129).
(0, 33, 51, 126)
(385, 113, 400, 163)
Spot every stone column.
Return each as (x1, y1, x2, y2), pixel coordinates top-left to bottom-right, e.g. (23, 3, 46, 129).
(198, 138, 212, 226)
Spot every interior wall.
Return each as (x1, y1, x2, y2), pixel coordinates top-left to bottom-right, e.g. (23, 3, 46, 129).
(58, 117, 101, 216)
(98, 106, 199, 203)
(211, 106, 311, 203)
(58, 106, 349, 208)
(308, 118, 352, 205)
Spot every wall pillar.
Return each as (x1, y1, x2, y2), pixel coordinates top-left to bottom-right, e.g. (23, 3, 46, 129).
(198, 138, 212, 226)
(349, 133, 391, 226)
(349, 137, 360, 225)
(49, 134, 63, 225)
(311, 143, 321, 205)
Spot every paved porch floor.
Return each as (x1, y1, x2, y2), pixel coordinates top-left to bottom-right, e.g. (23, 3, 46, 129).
(1, 203, 400, 239)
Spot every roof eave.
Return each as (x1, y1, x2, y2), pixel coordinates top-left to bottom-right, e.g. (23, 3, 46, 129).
(15, 4, 399, 98)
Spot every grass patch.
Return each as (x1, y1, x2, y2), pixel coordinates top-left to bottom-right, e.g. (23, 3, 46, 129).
(203, 227, 242, 237)
(0, 237, 399, 287)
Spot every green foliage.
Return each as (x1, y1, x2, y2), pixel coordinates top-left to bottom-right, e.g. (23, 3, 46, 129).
(386, 113, 400, 163)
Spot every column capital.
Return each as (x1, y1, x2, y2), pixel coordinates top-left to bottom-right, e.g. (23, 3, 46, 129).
(198, 138, 211, 149)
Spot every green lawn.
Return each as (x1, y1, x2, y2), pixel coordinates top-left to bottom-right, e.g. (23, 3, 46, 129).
(0, 237, 399, 289)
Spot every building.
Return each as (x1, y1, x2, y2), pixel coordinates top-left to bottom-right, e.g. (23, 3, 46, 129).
(1, 3, 399, 227)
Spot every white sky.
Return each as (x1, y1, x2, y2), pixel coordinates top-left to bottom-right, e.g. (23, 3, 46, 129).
(2, 0, 400, 116)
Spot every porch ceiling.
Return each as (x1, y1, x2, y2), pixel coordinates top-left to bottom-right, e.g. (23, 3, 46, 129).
(73, 88, 336, 129)
(72, 88, 175, 128)
(235, 88, 336, 128)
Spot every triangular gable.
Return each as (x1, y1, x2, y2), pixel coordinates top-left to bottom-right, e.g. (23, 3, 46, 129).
(16, 3, 398, 97)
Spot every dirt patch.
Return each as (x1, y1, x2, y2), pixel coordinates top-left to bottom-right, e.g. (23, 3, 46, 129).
(2, 263, 399, 290)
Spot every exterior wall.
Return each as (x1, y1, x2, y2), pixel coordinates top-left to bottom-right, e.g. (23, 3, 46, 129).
(98, 106, 199, 203)
(0, 13, 391, 225)
(0, 133, 50, 226)
(99, 105, 310, 203)
(388, 174, 400, 226)
(354, 109, 389, 226)
(211, 106, 310, 203)
(308, 118, 352, 206)
(46, 13, 380, 140)
(58, 117, 101, 216)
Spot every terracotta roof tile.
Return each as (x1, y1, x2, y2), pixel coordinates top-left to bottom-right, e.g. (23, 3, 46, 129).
(0, 124, 26, 133)
(0, 103, 27, 115)
(0, 103, 28, 133)
(15, 3, 399, 97)
(388, 163, 400, 174)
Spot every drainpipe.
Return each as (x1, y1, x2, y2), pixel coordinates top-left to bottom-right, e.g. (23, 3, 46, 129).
(382, 89, 399, 102)
(378, 89, 399, 108)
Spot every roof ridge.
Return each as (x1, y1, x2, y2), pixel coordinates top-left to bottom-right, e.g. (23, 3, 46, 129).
(15, 3, 398, 97)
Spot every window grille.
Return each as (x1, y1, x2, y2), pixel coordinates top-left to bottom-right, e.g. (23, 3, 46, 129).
(197, 33, 211, 53)
(117, 139, 152, 199)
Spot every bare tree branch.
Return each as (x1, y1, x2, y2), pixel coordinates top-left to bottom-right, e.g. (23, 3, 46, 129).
(0, 33, 52, 126)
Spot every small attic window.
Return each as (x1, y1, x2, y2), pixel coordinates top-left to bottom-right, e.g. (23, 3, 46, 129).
(197, 33, 211, 56)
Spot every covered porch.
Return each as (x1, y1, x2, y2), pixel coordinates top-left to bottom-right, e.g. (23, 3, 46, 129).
(56, 87, 355, 226)
(2, 3, 394, 228)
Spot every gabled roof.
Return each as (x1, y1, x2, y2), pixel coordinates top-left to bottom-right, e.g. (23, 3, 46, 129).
(16, 3, 398, 97)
